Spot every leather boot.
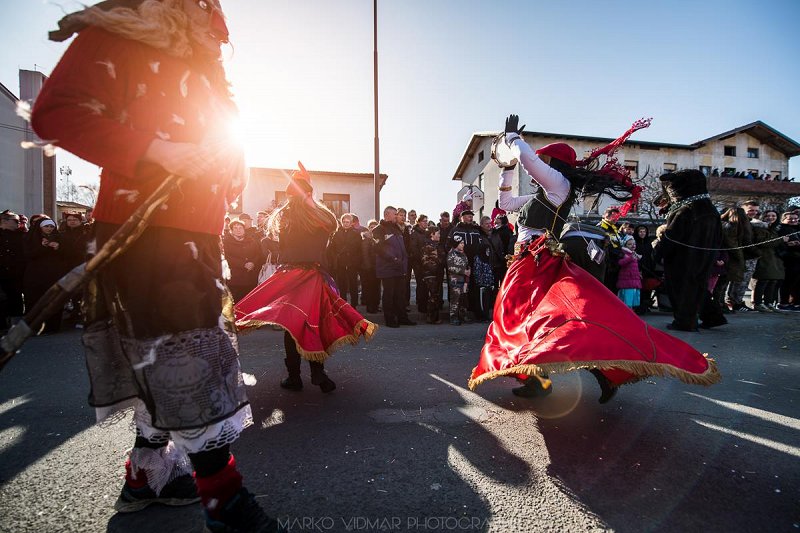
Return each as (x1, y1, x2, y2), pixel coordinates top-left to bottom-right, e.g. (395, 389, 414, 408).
(589, 369, 618, 404)
(281, 333, 303, 391)
(309, 361, 336, 393)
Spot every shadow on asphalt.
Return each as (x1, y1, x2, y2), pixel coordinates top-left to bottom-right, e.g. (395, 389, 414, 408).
(0, 330, 94, 487)
(534, 366, 798, 532)
(224, 326, 532, 530)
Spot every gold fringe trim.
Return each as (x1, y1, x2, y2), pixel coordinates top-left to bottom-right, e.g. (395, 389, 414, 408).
(467, 355, 721, 391)
(236, 318, 378, 363)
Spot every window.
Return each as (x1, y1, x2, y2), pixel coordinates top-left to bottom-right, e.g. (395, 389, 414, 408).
(322, 193, 350, 219)
(723, 167, 736, 176)
(663, 163, 677, 173)
(724, 145, 736, 156)
(699, 166, 711, 176)
(478, 173, 484, 192)
(624, 160, 639, 179)
(771, 171, 782, 180)
(747, 147, 759, 159)
(477, 150, 484, 163)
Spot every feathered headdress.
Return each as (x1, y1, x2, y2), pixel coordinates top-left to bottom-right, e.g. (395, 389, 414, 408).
(580, 118, 652, 216)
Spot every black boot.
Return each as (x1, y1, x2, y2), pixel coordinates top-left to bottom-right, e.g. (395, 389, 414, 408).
(589, 369, 618, 404)
(281, 333, 303, 391)
(310, 362, 336, 393)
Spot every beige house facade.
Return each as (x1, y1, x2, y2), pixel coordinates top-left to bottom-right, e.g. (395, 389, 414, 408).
(452, 121, 800, 221)
(240, 167, 388, 223)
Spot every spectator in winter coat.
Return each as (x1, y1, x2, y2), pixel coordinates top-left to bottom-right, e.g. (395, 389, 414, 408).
(776, 211, 800, 309)
(260, 231, 280, 267)
(351, 214, 369, 236)
(328, 213, 363, 307)
(446, 238, 470, 325)
(616, 236, 641, 309)
(396, 208, 413, 309)
(224, 220, 264, 302)
(239, 213, 260, 241)
(0, 211, 26, 331)
(360, 220, 381, 313)
(59, 212, 89, 270)
(372, 206, 414, 327)
(731, 201, 762, 310)
(437, 212, 452, 240)
(472, 216, 496, 321)
(59, 212, 90, 323)
(597, 207, 623, 293)
(633, 224, 656, 313)
(449, 210, 483, 318)
(409, 214, 431, 313)
(452, 190, 474, 222)
(490, 215, 513, 285)
(717, 206, 752, 313)
(751, 211, 786, 311)
(23, 217, 67, 333)
(420, 227, 445, 323)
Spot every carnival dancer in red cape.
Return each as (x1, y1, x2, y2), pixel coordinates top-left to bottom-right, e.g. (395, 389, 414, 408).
(468, 114, 720, 402)
(29, 1, 285, 531)
(235, 163, 377, 392)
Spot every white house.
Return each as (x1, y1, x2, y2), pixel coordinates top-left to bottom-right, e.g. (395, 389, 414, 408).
(240, 167, 388, 222)
(452, 121, 800, 221)
(0, 70, 55, 217)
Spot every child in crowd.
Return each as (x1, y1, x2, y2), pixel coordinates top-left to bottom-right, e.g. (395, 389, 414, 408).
(446, 237, 470, 325)
(616, 235, 641, 309)
(420, 227, 445, 324)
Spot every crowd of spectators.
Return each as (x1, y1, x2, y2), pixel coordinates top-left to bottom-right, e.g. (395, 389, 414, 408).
(711, 168, 795, 182)
(1, 208, 93, 334)
(218, 194, 516, 328)
(3, 195, 799, 336)
(622, 200, 800, 317)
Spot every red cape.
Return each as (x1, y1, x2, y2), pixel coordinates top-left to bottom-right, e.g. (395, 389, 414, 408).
(235, 267, 377, 362)
(468, 236, 720, 389)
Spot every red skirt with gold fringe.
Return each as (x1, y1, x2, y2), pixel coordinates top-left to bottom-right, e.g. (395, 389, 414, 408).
(235, 266, 377, 362)
(468, 235, 720, 390)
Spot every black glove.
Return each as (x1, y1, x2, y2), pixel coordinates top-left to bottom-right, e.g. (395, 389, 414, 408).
(504, 114, 526, 135)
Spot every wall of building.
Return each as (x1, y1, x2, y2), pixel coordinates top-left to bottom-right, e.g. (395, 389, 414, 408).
(458, 131, 793, 222)
(0, 70, 55, 217)
(0, 91, 27, 213)
(242, 168, 381, 222)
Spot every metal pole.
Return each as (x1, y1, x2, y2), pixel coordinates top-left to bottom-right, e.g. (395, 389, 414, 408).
(373, 0, 380, 220)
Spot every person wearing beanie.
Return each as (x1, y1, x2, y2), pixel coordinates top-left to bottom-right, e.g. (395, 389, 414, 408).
(224, 218, 265, 301)
(29, 2, 283, 531)
(235, 162, 377, 393)
(452, 189, 474, 222)
(469, 114, 720, 404)
(23, 216, 68, 334)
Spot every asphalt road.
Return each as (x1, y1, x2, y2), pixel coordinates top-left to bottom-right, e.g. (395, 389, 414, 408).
(0, 308, 798, 533)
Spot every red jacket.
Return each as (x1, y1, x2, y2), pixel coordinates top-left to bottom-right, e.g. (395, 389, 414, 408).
(32, 27, 242, 236)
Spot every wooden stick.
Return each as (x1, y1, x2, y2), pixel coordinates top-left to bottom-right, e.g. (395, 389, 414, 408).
(0, 174, 184, 371)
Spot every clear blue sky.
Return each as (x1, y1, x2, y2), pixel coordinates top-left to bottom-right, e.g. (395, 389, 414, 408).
(2, 0, 799, 218)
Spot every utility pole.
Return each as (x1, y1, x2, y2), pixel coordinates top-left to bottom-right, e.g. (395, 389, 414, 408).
(373, 0, 380, 220)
